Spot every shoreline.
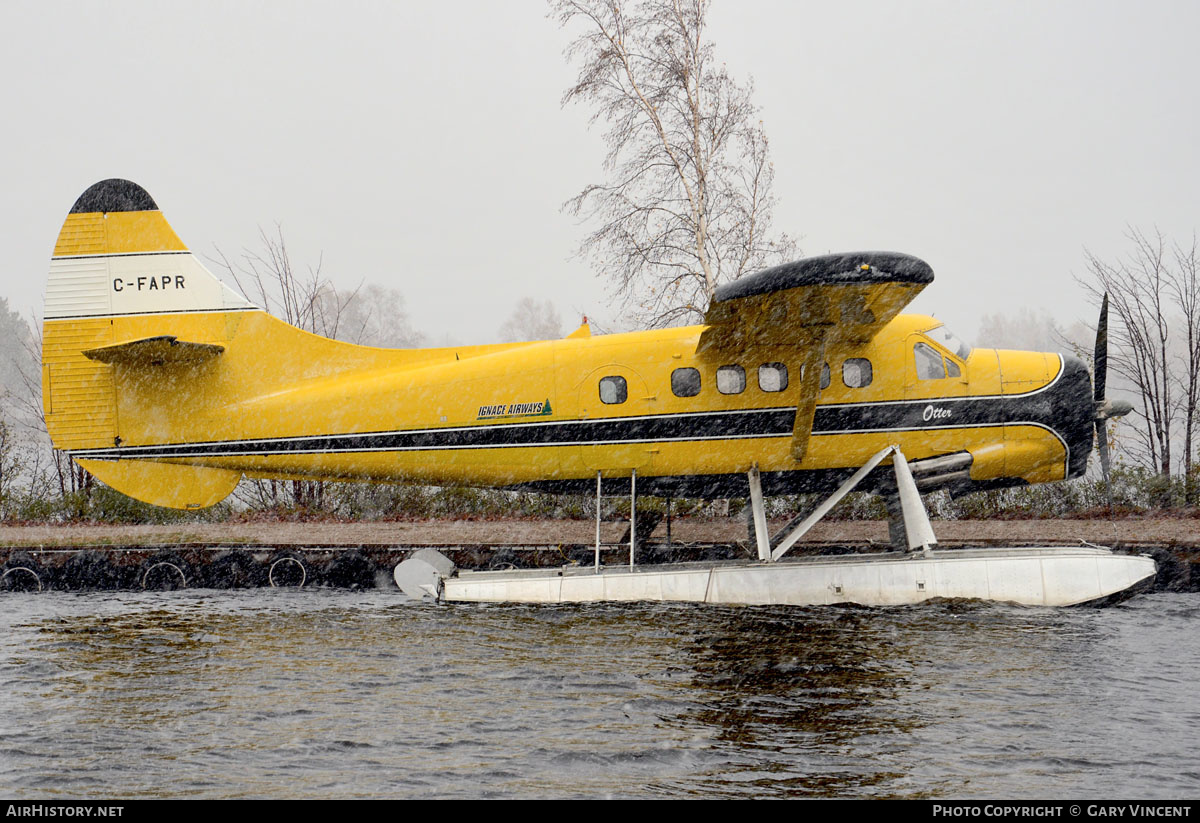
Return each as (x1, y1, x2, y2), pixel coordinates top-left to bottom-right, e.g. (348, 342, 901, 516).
(1, 516, 1198, 549)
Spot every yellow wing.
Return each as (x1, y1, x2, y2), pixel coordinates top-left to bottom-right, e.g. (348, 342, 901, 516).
(698, 252, 934, 462)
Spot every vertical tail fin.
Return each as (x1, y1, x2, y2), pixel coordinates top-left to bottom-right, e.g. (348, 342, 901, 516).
(43, 179, 250, 507)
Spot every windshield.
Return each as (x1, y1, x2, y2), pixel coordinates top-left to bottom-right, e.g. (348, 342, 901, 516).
(928, 324, 971, 361)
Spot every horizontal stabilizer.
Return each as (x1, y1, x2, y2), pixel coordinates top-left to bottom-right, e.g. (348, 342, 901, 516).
(82, 336, 225, 366)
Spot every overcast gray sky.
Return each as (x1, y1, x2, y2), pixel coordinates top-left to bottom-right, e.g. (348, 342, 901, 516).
(3, 0, 1196, 345)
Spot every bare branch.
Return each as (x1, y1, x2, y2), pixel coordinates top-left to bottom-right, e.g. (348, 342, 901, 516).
(553, 0, 797, 328)
(1078, 226, 1200, 484)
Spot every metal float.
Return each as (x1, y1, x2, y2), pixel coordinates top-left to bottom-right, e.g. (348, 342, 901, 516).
(395, 445, 1157, 608)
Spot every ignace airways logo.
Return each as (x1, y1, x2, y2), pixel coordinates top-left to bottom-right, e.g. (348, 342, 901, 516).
(477, 400, 554, 420)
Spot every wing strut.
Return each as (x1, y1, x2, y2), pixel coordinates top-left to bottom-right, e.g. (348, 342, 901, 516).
(791, 342, 829, 462)
(748, 464, 771, 561)
(747, 445, 938, 562)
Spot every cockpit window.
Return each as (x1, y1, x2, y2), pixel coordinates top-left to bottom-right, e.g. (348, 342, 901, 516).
(915, 343, 946, 380)
(915, 342, 965, 380)
(928, 324, 971, 360)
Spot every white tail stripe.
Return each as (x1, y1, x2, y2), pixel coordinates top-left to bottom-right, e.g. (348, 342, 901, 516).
(46, 253, 257, 320)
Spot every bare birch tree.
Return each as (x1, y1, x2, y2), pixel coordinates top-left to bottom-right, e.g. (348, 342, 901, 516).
(335, 283, 425, 349)
(498, 298, 564, 342)
(1080, 228, 1200, 486)
(553, 0, 796, 327)
(1, 302, 85, 507)
(210, 225, 359, 340)
(1165, 234, 1200, 499)
(976, 307, 1067, 353)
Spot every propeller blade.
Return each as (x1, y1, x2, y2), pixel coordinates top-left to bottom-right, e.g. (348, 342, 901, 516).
(1097, 421, 1113, 509)
(1094, 293, 1109, 403)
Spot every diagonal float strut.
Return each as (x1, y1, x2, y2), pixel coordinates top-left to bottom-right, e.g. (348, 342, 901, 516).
(748, 445, 938, 563)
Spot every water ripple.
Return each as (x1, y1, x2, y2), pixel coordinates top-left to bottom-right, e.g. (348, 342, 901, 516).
(0, 590, 1196, 798)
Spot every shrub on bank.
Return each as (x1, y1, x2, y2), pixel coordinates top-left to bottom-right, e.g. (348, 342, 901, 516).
(5, 464, 1200, 525)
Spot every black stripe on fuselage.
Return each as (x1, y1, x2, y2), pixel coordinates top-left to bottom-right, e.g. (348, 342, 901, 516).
(73, 407, 797, 459)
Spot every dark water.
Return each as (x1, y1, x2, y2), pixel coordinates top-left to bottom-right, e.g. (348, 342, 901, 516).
(1, 589, 1197, 799)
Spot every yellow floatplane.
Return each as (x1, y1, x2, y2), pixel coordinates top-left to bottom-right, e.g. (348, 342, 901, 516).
(42, 180, 1154, 606)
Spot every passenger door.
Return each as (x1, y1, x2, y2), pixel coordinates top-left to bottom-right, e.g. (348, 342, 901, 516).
(575, 365, 654, 472)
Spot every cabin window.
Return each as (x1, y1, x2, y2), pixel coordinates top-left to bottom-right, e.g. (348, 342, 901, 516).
(946, 358, 961, 378)
(820, 363, 830, 390)
(758, 363, 788, 392)
(843, 358, 873, 388)
(671, 367, 701, 397)
(599, 376, 627, 404)
(915, 343, 946, 380)
(717, 365, 746, 394)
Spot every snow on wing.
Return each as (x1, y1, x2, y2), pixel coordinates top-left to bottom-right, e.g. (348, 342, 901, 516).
(697, 252, 935, 461)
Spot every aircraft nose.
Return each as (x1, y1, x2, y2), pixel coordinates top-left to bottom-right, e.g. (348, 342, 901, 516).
(1052, 353, 1094, 479)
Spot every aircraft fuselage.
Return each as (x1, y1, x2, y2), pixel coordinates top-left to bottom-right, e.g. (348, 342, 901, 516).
(58, 309, 1093, 499)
